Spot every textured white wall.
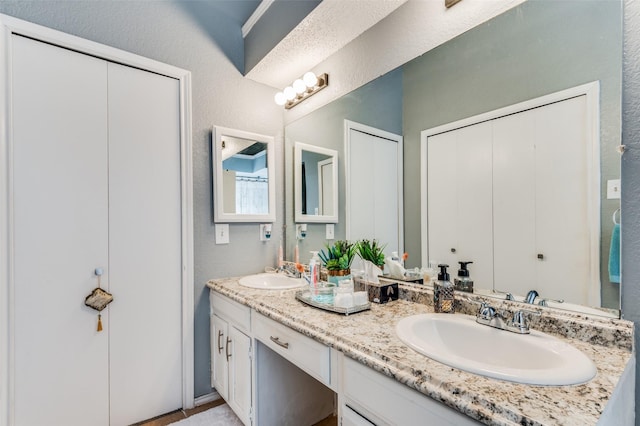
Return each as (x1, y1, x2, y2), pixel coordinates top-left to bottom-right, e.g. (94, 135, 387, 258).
(0, 1, 283, 398)
(284, 0, 526, 124)
(621, 0, 640, 423)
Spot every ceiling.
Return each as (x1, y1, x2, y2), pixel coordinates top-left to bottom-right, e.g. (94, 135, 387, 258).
(238, 0, 408, 89)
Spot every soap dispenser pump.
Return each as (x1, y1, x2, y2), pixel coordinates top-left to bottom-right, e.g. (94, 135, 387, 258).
(454, 261, 474, 293)
(434, 264, 455, 313)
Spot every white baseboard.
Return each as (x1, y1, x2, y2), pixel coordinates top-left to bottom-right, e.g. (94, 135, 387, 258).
(194, 391, 221, 407)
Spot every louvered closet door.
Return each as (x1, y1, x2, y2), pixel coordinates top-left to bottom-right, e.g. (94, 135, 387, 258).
(12, 35, 110, 425)
(107, 62, 182, 425)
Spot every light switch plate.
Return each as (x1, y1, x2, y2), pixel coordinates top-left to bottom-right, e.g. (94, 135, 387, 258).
(607, 179, 621, 200)
(215, 224, 229, 244)
(326, 224, 335, 240)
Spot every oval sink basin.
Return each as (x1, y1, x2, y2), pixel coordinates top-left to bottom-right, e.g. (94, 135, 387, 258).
(238, 273, 307, 290)
(395, 313, 596, 386)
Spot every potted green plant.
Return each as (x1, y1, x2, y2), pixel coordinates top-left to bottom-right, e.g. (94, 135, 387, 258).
(318, 240, 356, 284)
(356, 239, 386, 268)
(356, 239, 387, 283)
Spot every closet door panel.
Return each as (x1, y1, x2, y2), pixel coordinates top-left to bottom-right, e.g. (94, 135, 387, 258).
(348, 129, 376, 242)
(533, 96, 590, 303)
(427, 131, 458, 269)
(12, 36, 110, 425)
(492, 112, 537, 296)
(107, 63, 182, 425)
(374, 135, 400, 254)
(455, 122, 493, 288)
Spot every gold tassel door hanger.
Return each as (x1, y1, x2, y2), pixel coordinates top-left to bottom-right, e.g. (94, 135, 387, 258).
(84, 268, 113, 332)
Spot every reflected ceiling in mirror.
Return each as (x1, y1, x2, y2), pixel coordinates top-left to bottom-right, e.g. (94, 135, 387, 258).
(213, 126, 275, 223)
(283, 0, 622, 318)
(295, 142, 338, 223)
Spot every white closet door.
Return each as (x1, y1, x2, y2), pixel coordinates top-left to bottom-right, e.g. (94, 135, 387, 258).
(493, 110, 537, 296)
(12, 35, 110, 425)
(427, 130, 458, 269)
(454, 123, 493, 287)
(348, 129, 400, 256)
(107, 63, 182, 425)
(427, 122, 493, 285)
(348, 130, 376, 243)
(533, 96, 590, 304)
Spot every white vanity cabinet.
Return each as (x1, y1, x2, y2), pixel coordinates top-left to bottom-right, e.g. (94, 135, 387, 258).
(210, 292, 253, 425)
(340, 356, 481, 426)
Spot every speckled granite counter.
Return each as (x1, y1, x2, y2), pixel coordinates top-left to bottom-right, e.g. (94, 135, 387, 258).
(207, 277, 634, 426)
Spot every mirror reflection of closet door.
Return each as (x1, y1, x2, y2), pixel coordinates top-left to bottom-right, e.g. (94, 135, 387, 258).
(318, 158, 334, 215)
(346, 121, 403, 264)
(426, 122, 493, 287)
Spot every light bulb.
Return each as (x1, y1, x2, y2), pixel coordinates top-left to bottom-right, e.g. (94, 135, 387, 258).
(303, 71, 317, 88)
(283, 86, 296, 101)
(274, 92, 286, 106)
(293, 79, 306, 94)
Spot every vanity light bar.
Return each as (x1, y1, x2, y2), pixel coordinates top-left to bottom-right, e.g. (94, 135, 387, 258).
(274, 72, 329, 110)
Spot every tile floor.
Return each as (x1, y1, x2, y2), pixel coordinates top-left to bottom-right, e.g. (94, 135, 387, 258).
(135, 400, 337, 426)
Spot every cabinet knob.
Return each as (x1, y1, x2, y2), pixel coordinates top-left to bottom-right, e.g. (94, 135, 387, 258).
(450, 248, 456, 253)
(537, 253, 544, 260)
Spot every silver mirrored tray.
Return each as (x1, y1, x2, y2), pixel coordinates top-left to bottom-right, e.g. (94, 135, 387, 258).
(295, 290, 371, 315)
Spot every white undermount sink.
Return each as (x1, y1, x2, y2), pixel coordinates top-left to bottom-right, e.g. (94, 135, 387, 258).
(395, 313, 597, 386)
(238, 273, 307, 290)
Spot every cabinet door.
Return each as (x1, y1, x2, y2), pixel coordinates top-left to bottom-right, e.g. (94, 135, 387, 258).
(211, 315, 229, 400)
(228, 327, 252, 426)
(12, 35, 110, 426)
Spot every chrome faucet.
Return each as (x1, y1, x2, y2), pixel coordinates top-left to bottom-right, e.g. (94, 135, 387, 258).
(524, 290, 539, 304)
(279, 263, 302, 278)
(476, 302, 541, 334)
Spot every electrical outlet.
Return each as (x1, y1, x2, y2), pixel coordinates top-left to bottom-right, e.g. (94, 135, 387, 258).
(607, 179, 621, 200)
(215, 224, 229, 244)
(326, 224, 335, 240)
(260, 224, 272, 242)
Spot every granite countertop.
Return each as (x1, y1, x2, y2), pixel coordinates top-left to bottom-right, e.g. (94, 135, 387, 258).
(207, 277, 633, 426)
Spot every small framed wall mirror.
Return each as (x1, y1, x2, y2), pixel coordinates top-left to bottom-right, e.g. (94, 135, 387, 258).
(213, 126, 276, 223)
(294, 142, 338, 223)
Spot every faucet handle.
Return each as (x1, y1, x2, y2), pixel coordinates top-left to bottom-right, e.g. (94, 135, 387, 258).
(538, 298, 564, 307)
(477, 302, 496, 320)
(510, 309, 541, 333)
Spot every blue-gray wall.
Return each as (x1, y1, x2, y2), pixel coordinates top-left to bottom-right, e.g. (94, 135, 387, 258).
(0, 1, 284, 398)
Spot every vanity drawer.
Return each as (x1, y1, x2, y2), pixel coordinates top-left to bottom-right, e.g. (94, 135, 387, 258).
(210, 290, 251, 332)
(342, 357, 481, 425)
(252, 312, 331, 386)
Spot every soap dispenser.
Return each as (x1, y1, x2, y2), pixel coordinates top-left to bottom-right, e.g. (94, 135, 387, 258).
(454, 261, 474, 293)
(309, 251, 321, 288)
(434, 264, 455, 313)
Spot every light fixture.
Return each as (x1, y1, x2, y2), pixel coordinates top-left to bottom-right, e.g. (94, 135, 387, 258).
(274, 72, 329, 110)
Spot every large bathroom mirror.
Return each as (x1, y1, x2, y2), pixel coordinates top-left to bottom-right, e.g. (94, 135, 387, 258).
(213, 126, 275, 223)
(294, 142, 338, 223)
(284, 0, 622, 318)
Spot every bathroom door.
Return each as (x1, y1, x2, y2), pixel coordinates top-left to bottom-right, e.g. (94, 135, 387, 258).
(346, 121, 403, 263)
(11, 35, 183, 425)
